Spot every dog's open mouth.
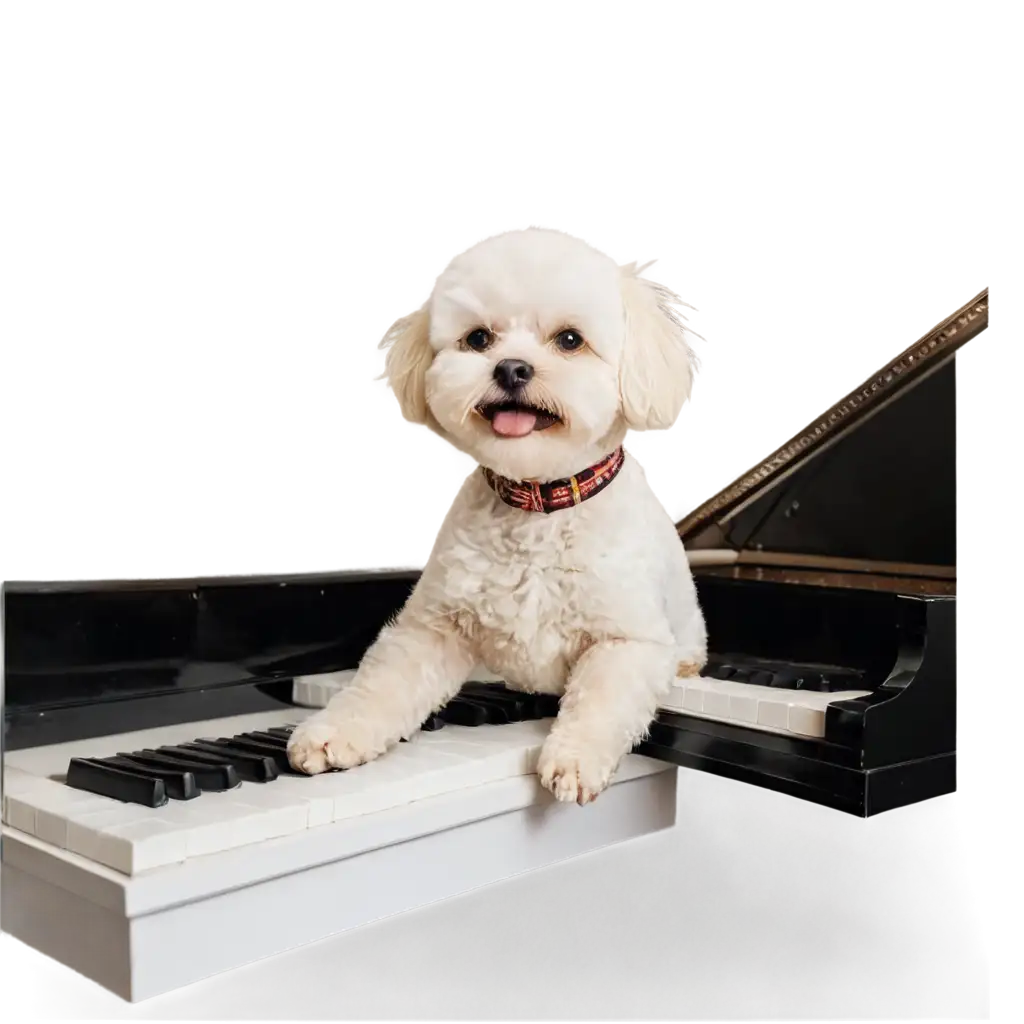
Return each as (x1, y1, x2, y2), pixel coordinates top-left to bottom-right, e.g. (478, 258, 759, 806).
(476, 400, 562, 438)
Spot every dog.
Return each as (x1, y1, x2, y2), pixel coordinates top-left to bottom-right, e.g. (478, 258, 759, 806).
(287, 227, 707, 804)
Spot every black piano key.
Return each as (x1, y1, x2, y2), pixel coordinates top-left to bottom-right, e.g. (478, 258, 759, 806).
(66, 757, 168, 808)
(157, 743, 260, 775)
(438, 698, 490, 726)
(530, 693, 562, 718)
(102, 755, 199, 800)
(181, 740, 280, 781)
(817, 672, 863, 693)
(461, 683, 530, 721)
(264, 727, 295, 739)
(128, 749, 240, 791)
(793, 672, 824, 691)
(763, 669, 800, 688)
(706, 664, 735, 680)
(728, 667, 754, 683)
(240, 730, 290, 750)
(218, 734, 296, 772)
(461, 682, 517, 699)
(521, 701, 549, 720)
(455, 695, 512, 724)
(748, 670, 775, 688)
(419, 714, 445, 731)
(770, 668, 824, 689)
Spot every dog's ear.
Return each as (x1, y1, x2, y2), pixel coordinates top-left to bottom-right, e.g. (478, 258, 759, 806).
(617, 262, 697, 431)
(378, 305, 433, 423)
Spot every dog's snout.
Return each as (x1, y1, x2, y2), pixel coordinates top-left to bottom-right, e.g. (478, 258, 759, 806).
(493, 359, 534, 391)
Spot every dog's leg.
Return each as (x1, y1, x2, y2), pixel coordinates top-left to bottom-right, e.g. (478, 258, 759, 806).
(537, 638, 675, 805)
(287, 617, 475, 774)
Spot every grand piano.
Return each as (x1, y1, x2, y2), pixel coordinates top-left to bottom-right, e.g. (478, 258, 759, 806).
(0, 288, 986, 1000)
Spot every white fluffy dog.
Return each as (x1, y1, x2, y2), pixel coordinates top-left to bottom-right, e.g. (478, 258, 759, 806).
(287, 227, 707, 803)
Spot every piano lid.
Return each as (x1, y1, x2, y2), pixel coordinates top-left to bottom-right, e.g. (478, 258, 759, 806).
(676, 288, 988, 593)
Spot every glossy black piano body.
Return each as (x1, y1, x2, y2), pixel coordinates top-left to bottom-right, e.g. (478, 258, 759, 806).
(2, 290, 987, 816)
(642, 578, 955, 815)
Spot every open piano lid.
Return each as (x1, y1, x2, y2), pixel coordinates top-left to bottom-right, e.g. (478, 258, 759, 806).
(675, 288, 988, 594)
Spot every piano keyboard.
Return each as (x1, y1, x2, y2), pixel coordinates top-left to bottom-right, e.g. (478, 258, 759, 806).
(1, 685, 565, 876)
(50, 682, 559, 809)
(292, 661, 874, 743)
(659, 658, 872, 739)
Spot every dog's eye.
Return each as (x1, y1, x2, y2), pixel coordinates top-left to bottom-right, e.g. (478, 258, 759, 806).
(554, 329, 585, 352)
(464, 328, 493, 352)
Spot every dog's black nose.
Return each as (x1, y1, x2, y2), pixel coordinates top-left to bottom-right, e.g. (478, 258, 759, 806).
(493, 359, 534, 391)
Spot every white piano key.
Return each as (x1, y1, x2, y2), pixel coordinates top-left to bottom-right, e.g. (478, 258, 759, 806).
(2, 765, 48, 798)
(702, 687, 732, 719)
(222, 782, 323, 838)
(3, 709, 606, 874)
(432, 721, 547, 750)
(3, 772, 124, 844)
(756, 697, 792, 731)
(657, 683, 687, 714)
(35, 797, 106, 848)
(2, 770, 52, 831)
(412, 744, 536, 785)
(411, 732, 541, 776)
(3, 793, 38, 835)
(65, 805, 163, 864)
(318, 727, 548, 822)
(781, 689, 842, 737)
(667, 675, 871, 740)
(726, 687, 760, 724)
(153, 792, 307, 858)
(682, 685, 705, 713)
(327, 757, 431, 819)
(290, 665, 516, 710)
(252, 775, 336, 828)
(291, 670, 357, 708)
(711, 679, 790, 730)
(99, 818, 190, 873)
(787, 704, 827, 737)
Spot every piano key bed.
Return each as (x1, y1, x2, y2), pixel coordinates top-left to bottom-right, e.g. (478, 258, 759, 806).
(1, 681, 674, 1001)
(3, 684, 601, 872)
(2, 663, 873, 882)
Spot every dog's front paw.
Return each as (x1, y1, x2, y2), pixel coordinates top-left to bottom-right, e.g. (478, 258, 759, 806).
(286, 713, 380, 775)
(537, 736, 619, 805)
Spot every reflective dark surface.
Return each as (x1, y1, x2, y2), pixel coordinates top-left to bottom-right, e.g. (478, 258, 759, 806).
(719, 357, 957, 566)
(3, 570, 418, 748)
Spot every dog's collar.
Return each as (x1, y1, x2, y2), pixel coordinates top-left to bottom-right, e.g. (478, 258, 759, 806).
(481, 447, 626, 514)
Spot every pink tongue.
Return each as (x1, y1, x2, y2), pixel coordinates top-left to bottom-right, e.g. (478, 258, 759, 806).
(491, 409, 538, 437)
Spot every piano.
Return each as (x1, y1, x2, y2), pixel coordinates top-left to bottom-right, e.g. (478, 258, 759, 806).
(0, 288, 986, 1001)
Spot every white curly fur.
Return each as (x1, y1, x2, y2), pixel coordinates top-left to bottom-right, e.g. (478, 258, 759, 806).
(288, 227, 707, 804)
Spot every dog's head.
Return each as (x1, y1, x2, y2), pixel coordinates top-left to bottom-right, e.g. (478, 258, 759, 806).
(379, 228, 696, 481)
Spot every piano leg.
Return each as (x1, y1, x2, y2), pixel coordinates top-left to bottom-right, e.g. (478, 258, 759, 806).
(538, 638, 676, 805)
(286, 617, 477, 774)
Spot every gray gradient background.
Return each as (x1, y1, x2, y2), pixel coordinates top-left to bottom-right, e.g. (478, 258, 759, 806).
(0, 8, 1019, 573)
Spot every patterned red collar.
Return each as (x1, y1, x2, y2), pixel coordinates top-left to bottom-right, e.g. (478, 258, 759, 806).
(482, 447, 626, 514)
